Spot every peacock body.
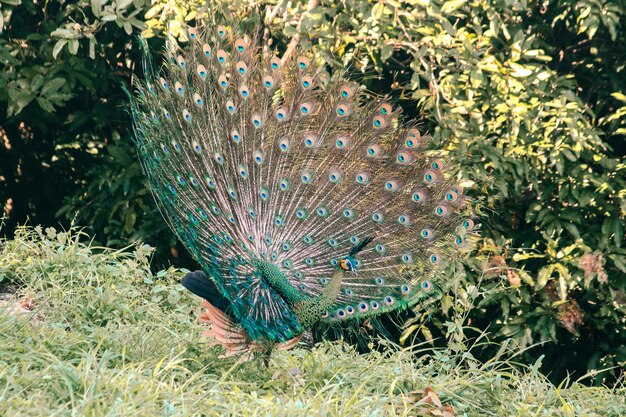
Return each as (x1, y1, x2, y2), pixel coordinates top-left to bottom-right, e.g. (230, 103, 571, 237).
(129, 24, 477, 356)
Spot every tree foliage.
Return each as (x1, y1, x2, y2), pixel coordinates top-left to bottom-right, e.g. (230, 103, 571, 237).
(1, 0, 624, 384)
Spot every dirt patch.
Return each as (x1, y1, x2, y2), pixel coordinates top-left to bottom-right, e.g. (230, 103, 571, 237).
(0, 283, 44, 321)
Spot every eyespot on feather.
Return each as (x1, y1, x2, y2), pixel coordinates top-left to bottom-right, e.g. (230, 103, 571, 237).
(406, 128, 421, 139)
(431, 159, 444, 170)
(411, 188, 428, 203)
(423, 170, 437, 184)
(328, 169, 343, 183)
(445, 190, 459, 202)
(301, 75, 313, 89)
(225, 100, 235, 114)
(379, 103, 392, 115)
(462, 219, 475, 230)
(396, 152, 412, 164)
(297, 56, 310, 70)
(217, 50, 228, 65)
(217, 25, 227, 37)
(299, 102, 313, 115)
(251, 114, 263, 128)
(230, 129, 241, 143)
(398, 214, 411, 226)
(187, 27, 197, 41)
(355, 171, 370, 185)
(339, 84, 355, 99)
(336, 103, 351, 117)
(366, 144, 382, 157)
(202, 44, 211, 58)
(235, 61, 248, 76)
(278, 138, 290, 152)
(270, 56, 281, 70)
(434, 205, 449, 217)
(197, 64, 207, 78)
(275, 107, 287, 121)
(239, 85, 250, 98)
(300, 169, 314, 184)
(372, 115, 388, 128)
(454, 235, 466, 247)
(234, 38, 247, 53)
(218, 74, 228, 89)
(303, 132, 319, 147)
(336, 136, 350, 149)
(421, 228, 434, 240)
(384, 180, 400, 192)
(262, 75, 275, 90)
(253, 150, 265, 165)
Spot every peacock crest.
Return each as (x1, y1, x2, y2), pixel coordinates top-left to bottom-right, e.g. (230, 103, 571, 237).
(129, 23, 478, 352)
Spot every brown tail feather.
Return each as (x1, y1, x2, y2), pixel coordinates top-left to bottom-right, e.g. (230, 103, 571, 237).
(197, 300, 302, 359)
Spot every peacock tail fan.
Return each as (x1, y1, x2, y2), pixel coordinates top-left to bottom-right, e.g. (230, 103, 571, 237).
(129, 24, 478, 345)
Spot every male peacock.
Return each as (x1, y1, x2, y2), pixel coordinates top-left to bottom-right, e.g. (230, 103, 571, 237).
(129, 24, 477, 358)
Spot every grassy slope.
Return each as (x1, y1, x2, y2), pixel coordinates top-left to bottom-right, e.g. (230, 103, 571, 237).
(0, 227, 624, 417)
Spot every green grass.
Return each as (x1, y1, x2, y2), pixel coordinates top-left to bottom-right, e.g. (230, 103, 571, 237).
(1, 226, 624, 416)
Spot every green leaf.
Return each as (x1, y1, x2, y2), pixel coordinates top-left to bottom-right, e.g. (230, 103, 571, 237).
(68, 39, 79, 54)
(41, 78, 66, 96)
(283, 26, 297, 37)
(36, 97, 55, 112)
(50, 28, 76, 39)
(88, 35, 96, 59)
(116, 0, 133, 10)
(91, 0, 103, 17)
(610, 92, 626, 103)
(602, 216, 619, 246)
(124, 209, 137, 233)
(614, 218, 623, 248)
(510, 63, 533, 77)
(381, 42, 394, 62)
(30, 74, 44, 91)
(108, 145, 133, 166)
(536, 265, 554, 290)
(52, 40, 67, 59)
(441, 0, 467, 14)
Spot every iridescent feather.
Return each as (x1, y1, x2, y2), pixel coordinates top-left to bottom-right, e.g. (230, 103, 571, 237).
(129, 25, 478, 353)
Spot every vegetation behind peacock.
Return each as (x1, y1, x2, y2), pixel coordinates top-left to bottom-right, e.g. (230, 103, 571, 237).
(128, 23, 478, 358)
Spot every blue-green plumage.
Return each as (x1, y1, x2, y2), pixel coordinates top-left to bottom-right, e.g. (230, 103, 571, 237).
(129, 24, 478, 351)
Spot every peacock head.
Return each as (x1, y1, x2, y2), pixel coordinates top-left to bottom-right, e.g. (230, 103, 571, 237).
(341, 236, 374, 272)
(340, 256, 357, 272)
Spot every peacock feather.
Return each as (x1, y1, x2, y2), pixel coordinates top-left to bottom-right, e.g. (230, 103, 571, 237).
(129, 24, 478, 352)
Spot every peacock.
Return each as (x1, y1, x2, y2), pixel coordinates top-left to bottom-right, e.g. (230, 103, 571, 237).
(129, 24, 477, 359)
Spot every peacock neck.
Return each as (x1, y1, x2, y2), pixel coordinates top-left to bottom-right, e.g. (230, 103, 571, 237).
(255, 260, 308, 304)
